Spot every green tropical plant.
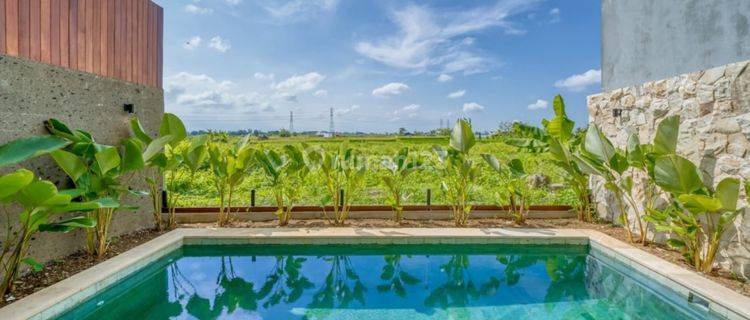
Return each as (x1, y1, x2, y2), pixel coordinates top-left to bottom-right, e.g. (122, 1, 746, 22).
(573, 124, 640, 242)
(254, 145, 309, 226)
(0, 135, 100, 297)
(168, 135, 209, 227)
(129, 114, 187, 230)
(504, 95, 593, 222)
(45, 119, 141, 257)
(305, 143, 366, 226)
(433, 119, 479, 226)
(207, 135, 253, 226)
(649, 154, 746, 273)
(482, 155, 529, 224)
(623, 115, 680, 243)
(380, 148, 422, 223)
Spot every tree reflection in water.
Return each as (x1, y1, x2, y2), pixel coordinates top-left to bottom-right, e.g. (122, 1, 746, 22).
(308, 255, 366, 313)
(377, 254, 420, 297)
(257, 256, 314, 308)
(160, 249, 587, 318)
(180, 257, 262, 318)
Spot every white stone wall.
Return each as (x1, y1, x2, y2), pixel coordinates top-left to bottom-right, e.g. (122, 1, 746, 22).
(587, 60, 750, 278)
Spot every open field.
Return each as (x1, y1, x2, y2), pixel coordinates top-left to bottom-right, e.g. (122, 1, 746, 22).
(170, 135, 577, 207)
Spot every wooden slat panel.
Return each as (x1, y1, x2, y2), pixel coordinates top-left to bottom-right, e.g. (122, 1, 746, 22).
(75, 0, 84, 70)
(29, 0, 40, 60)
(156, 5, 162, 88)
(91, 0, 99, 73)
(99, 0, 107, 77)
(148, 3, 155, 86)
(3, 0, 161, 88)
(137, 0, 144, 84)
(106, 0, 114, 77)
(114, 0, 122, 79)
(40, 0, 50, 63)
(5, 0, 19, 55)
(84, 0, 93, 72)
(68, 0, 77, 69)
(126, 0, 133, 82)
(18, 0, 28, 56)
(49, 0, 60, 65)
(0, 0, 5, 54)
(60, 0, 69, 67)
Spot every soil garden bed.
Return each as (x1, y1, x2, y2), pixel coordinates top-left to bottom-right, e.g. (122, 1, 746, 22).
(2, 218, 748, 308)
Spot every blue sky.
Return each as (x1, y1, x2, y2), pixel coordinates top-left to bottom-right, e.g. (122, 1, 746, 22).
(153, 0, 601, 133)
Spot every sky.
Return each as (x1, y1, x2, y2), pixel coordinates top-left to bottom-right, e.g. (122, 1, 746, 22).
(152, 0, 601, 133)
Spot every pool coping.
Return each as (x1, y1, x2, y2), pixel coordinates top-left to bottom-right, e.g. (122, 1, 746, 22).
(0, 228, 747, 320)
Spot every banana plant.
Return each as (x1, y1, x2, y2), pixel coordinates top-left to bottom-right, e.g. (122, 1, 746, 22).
(380, 148, 422, 223)
(166, 135, 210, 228)
(0, 135, 100, 297)
(504, 95, 593, 222)
(207, 135, 253, 227)
(624, 115, 680, 243)
(573, 124, 642, 242)
(254, 145, 308, 226)
(129, 114, 188, 230)
(433, 119, 479, 227)
(481, 155, 529, 224)
(650, 154, 747, 273)
(45, 119, 140, 257)
(305, 143, 366, 226)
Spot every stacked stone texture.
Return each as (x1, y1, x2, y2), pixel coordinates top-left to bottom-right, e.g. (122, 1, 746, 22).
(587, 60, 750, 279)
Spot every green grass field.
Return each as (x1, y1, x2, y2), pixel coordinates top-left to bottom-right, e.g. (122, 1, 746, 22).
(170, 135, 577, 207)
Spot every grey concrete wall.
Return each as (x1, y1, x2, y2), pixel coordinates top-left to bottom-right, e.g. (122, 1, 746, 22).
(602, 0, 750, 91)
(0, 54, 163, 264)
(588, 59, 750, 279)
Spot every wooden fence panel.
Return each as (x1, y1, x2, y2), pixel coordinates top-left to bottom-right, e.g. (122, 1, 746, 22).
(1, 0, 162, 88)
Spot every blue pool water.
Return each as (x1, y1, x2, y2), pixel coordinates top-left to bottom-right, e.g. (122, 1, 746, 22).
(55, 244, 718, 319)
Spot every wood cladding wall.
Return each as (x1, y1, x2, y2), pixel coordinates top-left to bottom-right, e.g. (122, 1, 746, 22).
(0, 0, 163, 88)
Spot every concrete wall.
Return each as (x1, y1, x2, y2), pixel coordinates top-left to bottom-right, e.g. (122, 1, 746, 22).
(588, 59, 750, 278)
(0, 54, 163, 264)
(602, 0, 750, 91)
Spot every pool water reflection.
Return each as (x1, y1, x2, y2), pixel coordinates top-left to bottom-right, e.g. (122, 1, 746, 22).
(56, 244, 715, 319)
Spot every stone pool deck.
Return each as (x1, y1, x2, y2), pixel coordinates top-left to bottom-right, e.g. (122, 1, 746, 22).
(1, 228, 748, 320)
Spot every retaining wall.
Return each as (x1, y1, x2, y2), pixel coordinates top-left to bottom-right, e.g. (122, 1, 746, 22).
(0, 54, 163, 264)
(588, 59, 750, 278)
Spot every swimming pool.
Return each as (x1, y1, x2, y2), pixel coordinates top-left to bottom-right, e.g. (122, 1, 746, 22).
(55, 243, 715, 319)
(2, 229, 747, 320)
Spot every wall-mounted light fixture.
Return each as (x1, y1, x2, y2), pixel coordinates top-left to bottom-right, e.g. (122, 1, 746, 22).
(123, 103, 135, 114)
(612, 108, 622, 118)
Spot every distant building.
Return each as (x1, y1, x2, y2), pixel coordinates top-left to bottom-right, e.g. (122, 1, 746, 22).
(316, 131, 334, 138)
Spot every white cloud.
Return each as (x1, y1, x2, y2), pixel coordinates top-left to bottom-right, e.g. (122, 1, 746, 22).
(262, 0, 339, 19)
(372, 82, 410, 97)
(355, 1, 537, 74)
(462, 102, 485, 112)
(313, 89, 328, 97)
(389, 104, 421, 121)
(437, 74, 453, 82)
(274, 72, 326, 99)
(554, 69, 601, 91)
(549, 8, 561, 23)
(335, 104, 360, 116)
(165, 72, 261, 111)
(209, 36, 231, 53)
(225, 0, 242, 5)
(527, 99, 549, 110)
(182, 36, 202, 50)
(447, 90, 466, 99)
(184, 4, 212, 14)
(254, 72, 275, 81)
